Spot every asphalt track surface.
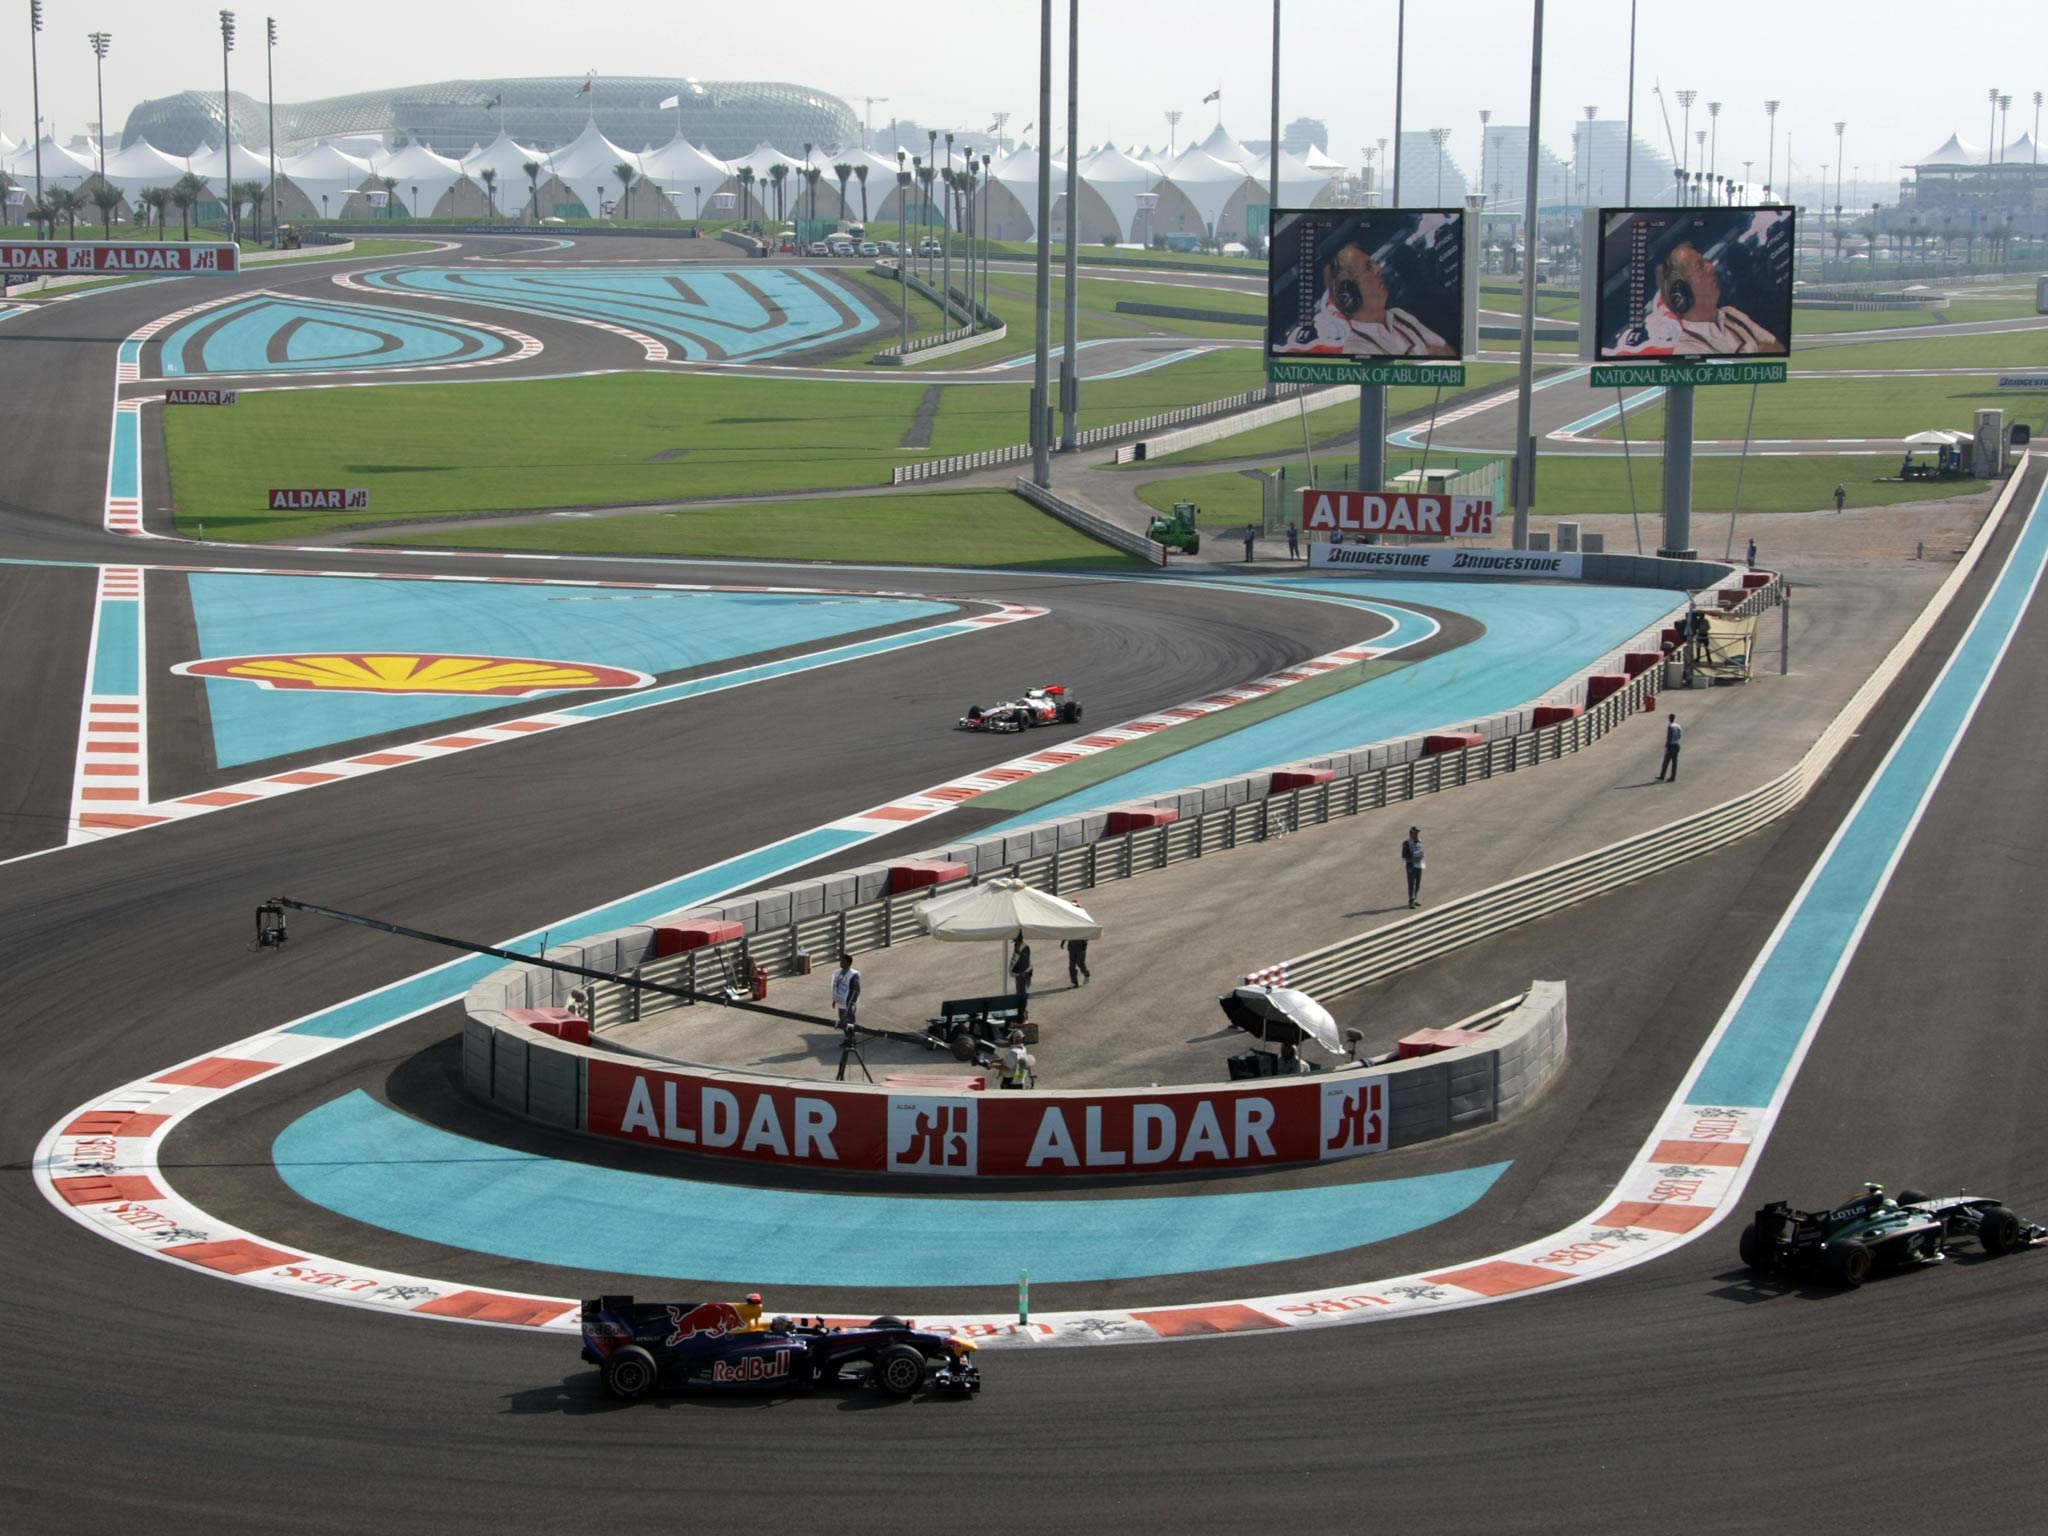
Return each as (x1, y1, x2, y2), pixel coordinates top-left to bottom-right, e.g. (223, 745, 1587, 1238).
(4, 238, 2046, 1533)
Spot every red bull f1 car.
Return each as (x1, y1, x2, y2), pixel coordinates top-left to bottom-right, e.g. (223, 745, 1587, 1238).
(580, 1294, 981, 1400)
(1739, 1183, 2045, 1288)
(959, 684, 1083, 733)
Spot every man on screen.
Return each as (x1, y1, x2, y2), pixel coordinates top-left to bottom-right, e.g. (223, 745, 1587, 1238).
(1276, 241, 1457, 358)
(1612, 242, 1780, 356)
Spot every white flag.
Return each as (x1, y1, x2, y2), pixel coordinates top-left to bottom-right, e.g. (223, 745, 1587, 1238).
(659, 95, 680, 110)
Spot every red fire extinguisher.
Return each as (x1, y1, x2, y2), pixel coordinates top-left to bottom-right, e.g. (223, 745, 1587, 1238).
(751, 964, 769, 1002)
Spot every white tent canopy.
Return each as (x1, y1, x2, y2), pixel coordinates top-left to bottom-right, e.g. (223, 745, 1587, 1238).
(370, 141, 466, 218)
(185, 141, 267, 187)
(915, 879, 1102, 943)
(1198, 122, 1254, 168)
(277, 141, 373, 216)
(729, 140, 803, 179)
(1076, 141, 1155, 242)
(1301, 144, 1346, 174)
(1159, 145, 1251, 235)
(6, 135, 97, 187)
(462, 129, 548, 215)
(1245, 147, 1332, 210)
(988, 141, 1058, 238)
(1915, 133, 1982, 167)
(638, 133, 732, 214)
(101, 139, 191, 202)
(542, 118, 640, 219)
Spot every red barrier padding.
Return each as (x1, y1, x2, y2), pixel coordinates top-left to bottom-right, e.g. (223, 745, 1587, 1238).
(1532, 704, 1584, 726)
(1396, 1027, 1490, 1059)
(1585, 674, 1629, 706)
(884, 1073, 988, 1092)
(653, 921, 744, 957)
(1423, 732, 1485, 755)
(1742, 571, 1772, 589)
(1719, 588, 1746, 607)
(508, 1007, 590, 1045)
(1269, 768, 1335, 792)
(1625, 651, 1662, 676)
(1106, 807, 1180, 834)
(1661, 626, 1684, 647)
(889, 859, 971, 893)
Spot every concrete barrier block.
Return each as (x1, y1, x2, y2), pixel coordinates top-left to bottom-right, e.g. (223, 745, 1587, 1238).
(527, 1044, 579, 1127)
(790, 882, 826, 921)
(715, 899, 758, 933)
(1081, 813, 1110, 843)
(1029, 826, 1060, 859)
(1057, 818, 1090, 850)
(491, 1035, 528, 1111)
(823, 875, 858, 911)
(463, 1016, 497, 1096)
(1001, 834, 1037, 866)
(854, 866, 893, 905)
(752, 889, 794, 929)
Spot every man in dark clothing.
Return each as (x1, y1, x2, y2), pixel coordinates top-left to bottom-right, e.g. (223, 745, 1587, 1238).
(1746, 538, 1757, 570)
(1400, 826, 1425, 908)
(1010, 937, 1034, 1010)
(1243, 524, 1257, 562)
(1657, 714, 1683, 781)
(1286, 522, 1300, 559)
(1064, 937, 1091, 987)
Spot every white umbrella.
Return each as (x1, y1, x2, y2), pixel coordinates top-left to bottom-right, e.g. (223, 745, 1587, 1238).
(1902, 429, 1969, 446)
(1229, 985, 1343, 1054)
(915, 878, 1101, 992)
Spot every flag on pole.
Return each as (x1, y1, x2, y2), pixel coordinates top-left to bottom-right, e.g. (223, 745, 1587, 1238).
(483, 94, 502, 111)
(1203, 89, 1221, 104)
(659, 95, 680, 110)
(573, 77, 592, 100)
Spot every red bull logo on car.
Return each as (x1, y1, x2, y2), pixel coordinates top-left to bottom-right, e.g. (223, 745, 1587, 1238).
(711, 1351, 790, 1383)
(665, 1302, 746, 1345)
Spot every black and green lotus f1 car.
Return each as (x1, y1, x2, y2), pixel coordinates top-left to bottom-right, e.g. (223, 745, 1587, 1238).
(1739, 1183, 2045, 1288)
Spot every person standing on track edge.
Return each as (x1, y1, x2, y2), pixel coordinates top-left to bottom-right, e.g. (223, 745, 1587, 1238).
(1400, 826, 1426, 908)
(1286, 521, 1300, 560)
(1063, 936, 1090, 988)
(1010, 936, 1034, 1011)
(831, 953, 861, 1029)
(1835, 482, 1847, 514)
(1746, 537, 1757, 570)
(1657, 714, 1684, 782)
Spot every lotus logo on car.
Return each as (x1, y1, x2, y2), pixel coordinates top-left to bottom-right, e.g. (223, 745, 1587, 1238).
(664, 1302, 746, 1345)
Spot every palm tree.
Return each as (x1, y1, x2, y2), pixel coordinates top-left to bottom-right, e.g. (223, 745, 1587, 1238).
(522, 160, 542, 220)
(479, 167, 499, 223)
(768, 161, 789, 223)
(832, 161, 854, 224)
(171, 174, 204, 240)
(245, 181, 269, 242)
(135, 186, 165, 234)
(49, 186, 83, 240)
(804, 164, 822, 224)
(854, 163, 870, 222)
(379, 175, 400, 220)
(612, 160, 637, 222)
(736, 166, 756, 227)
(231, 179, 266, 238)
(91, 182, 124, 239)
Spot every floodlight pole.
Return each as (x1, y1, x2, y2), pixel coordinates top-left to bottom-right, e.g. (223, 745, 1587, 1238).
(265, 18, 277, 246)
(1059, 0, 1080, 449)
(1764, 101, 1780, 200)
(220, 11, 238, 245)
(1031, 0, 1054, 486)
(1510, 0, 1545, 552)
(1266, 0, 1282, 403)
(1360, 0, 1407, 492)
(30, 0, 44, 230)
(1623, 0, 1637, 200)
(88, 32, 110, 185)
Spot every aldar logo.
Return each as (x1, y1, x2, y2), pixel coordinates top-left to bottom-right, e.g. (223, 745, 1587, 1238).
(888, 1096, 977, 1176)
(1320, 1076, 1389, 1159)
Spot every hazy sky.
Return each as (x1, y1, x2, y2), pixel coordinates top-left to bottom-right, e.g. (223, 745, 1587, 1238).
(6, 0, 2041, 194)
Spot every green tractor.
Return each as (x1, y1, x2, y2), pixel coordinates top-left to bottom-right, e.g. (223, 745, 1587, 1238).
(1146, 502, 1201, 556)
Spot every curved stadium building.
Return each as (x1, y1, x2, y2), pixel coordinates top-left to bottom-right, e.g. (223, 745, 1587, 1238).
(119, 76, 858, 160)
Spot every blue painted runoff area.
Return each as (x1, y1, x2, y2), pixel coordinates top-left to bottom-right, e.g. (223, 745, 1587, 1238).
(982, 577, 1678, 835)
(360, 267, 876, 364)
(284, 823, 871, 1039)
(110, 407, 140, 501)
(275, 1091, 1509, 1286)
(1556, 386, 1667, 439)
(91, 599, 141, 696)
(183, 574, 953, 768)
(158, 295, 509, 376)
(1690, 474, 2048, 1107)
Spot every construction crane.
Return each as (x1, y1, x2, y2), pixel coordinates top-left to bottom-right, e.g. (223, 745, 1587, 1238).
(852, 96, 890, 151)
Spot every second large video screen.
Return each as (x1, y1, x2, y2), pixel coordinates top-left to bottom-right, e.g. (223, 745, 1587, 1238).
(1594, 207, 1796, 360)
(1269, 209, 1465, 362)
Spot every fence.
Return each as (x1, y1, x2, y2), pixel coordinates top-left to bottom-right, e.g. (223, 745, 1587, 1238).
(1013, 477, 1167, 565)
(893, 444, 1034, 483)
(580, 582, 1781, 1032)
(869, 264, 1005, 363)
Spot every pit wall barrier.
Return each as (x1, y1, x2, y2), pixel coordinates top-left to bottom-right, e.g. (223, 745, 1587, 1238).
(462, 979, 1565, 1178)
(552, 580, 1752, 1034)
(1012, 477, 1168, 565)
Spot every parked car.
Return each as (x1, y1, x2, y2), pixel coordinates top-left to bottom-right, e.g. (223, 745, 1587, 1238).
(877, 239, 899, 256)
(808, 240, 830, 256)
(778, 239, 798, 254)
(829, 240, 856, 257)
(919, 236, 941, 255)
(858, 241, 880, 257)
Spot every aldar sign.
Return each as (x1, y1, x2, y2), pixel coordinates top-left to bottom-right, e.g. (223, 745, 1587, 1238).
(0, 241, 240, 274)
(1301, 491, 1494, 538)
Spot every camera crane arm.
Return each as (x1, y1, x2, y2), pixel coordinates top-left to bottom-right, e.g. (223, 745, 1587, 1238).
(255, 896, 847, 1031)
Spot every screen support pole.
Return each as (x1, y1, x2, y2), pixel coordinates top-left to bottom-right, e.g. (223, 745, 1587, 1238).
(1509, 0, 1545, 550)
(1059, 0, 1080, 450)
(1659, 383, 1697, 559)
(1030, 0, 1053, 486)
(1359, 385, 1387, 498)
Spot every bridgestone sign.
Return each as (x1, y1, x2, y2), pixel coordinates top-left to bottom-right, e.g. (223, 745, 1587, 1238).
(0, 241, 240, 274)
(1309, 544, 1584, 578)
(268, 489, 369, 510)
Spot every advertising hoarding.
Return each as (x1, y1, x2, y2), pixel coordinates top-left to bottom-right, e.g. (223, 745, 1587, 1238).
(1593, 207, 1794, 361)
(1300, 491, 1495, 539)
(1268, 208, 1467, 382)
(1309, 544, 1585, 579)
(0, 241, 241, 274)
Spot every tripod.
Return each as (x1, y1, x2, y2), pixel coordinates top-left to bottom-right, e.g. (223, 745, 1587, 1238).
(835, 1023, 873, 1083)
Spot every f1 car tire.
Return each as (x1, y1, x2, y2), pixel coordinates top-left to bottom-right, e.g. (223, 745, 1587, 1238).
(875, 1343, 927, 1398)
(1978, 1205, 2023, 1256)
(1059, 702, 1082, 724)
(948, 1026, 976, 1062)
(603, 1345, 659, 1401)
(1825, 1238, 1872, 1288)
(1894, 1188, 1930, 1205)
(1738, 1220, 1766, 1272)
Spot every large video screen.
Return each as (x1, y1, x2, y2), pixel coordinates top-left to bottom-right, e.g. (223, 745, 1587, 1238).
(1268, 209, 1465, 362)
(1594, 207, 1795, 360)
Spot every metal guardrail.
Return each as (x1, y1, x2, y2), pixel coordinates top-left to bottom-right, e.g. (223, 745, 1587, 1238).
(1012, 477, 1168, 564)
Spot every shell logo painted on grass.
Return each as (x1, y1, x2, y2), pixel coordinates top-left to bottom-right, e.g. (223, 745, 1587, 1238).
(172, 653, 653, 697)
